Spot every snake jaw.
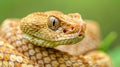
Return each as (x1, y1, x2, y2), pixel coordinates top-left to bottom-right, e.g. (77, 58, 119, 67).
(22, 22, 86, 48)
(23, 33, 85, 48)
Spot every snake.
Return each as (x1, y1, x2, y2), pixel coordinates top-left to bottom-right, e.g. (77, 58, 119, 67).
(0, 11, 112, 67)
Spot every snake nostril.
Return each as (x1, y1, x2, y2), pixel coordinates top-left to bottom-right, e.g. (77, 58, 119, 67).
(71, 26, 74, 30)
(63, 29, 67, 33)
(78, 34, 82, 37)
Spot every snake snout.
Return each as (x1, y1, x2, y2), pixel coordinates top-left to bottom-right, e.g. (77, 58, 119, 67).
(62, 22, 86, 37)
(78, 22, 86, 37)
(62, 26, 74, 33)
(62, 23, 81, 34)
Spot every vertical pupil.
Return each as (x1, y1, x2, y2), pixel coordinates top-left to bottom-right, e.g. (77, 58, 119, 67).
(53, 19, 56, 26)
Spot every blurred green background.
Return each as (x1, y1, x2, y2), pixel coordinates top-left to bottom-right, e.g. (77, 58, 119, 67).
(0, 0, 119, 67)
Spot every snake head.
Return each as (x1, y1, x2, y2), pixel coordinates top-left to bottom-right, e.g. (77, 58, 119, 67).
(20, 11, 86, 48)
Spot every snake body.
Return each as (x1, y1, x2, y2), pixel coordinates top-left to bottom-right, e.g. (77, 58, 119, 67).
(0, 11, 112, 67)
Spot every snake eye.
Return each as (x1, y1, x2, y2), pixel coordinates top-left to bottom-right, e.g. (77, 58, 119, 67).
(48, 16, 60, 30)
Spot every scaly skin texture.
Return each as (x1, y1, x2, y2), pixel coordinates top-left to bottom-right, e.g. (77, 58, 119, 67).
(0, 39, 39, 67)
(0, 11, 112, 67)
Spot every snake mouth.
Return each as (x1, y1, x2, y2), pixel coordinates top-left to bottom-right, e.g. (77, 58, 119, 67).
(21, 20, 86, 48)
(23, 33, 84, 48)
(21, 21, 85, 48)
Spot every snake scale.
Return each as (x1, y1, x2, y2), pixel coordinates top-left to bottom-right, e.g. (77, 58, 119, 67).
(0, 11, 112, 67)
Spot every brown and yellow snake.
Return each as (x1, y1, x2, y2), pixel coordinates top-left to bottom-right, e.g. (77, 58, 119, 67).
(0, 11, 112, 67)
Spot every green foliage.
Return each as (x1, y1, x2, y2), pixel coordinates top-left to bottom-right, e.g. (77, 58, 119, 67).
(99, 32, 117, 51)
(99, 32, 119, 67)
(108, 45, 120, 67)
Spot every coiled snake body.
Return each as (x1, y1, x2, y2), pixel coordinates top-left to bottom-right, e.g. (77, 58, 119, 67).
(0, 11, 112, 67)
